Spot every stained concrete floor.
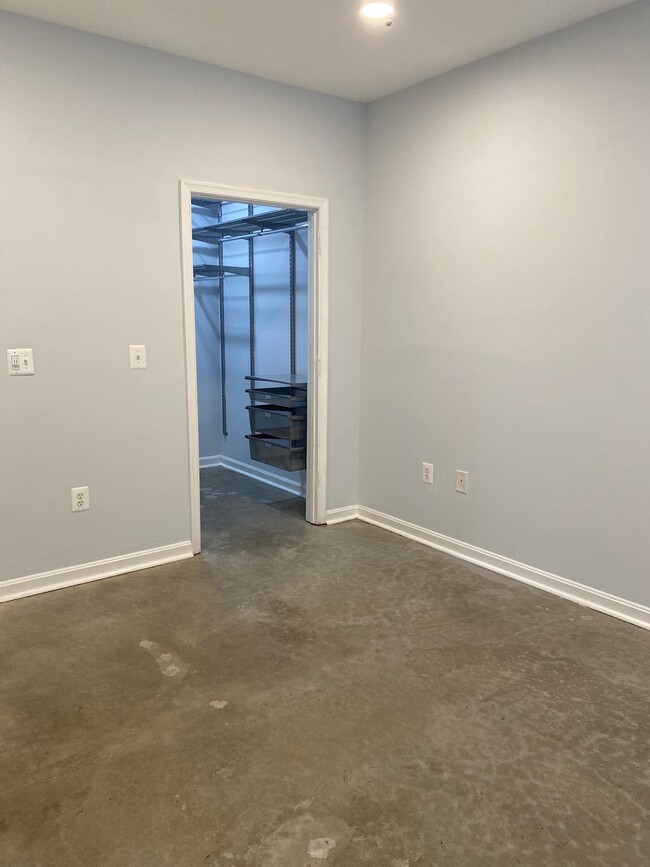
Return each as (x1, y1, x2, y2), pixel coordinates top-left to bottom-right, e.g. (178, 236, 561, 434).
(1, 468, 649, 866)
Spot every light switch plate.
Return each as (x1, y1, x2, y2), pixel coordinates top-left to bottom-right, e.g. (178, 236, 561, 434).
(129, 345, 147, 369)
(7, 349, 34, 376)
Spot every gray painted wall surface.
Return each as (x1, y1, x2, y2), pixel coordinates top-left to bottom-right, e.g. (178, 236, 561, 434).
(360, 2, 650, 606)
(193, 204, 225, 461)
(0, 12, 366, 581)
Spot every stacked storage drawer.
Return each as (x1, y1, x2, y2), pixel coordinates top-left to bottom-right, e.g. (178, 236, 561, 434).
(245, 381, 307, 472)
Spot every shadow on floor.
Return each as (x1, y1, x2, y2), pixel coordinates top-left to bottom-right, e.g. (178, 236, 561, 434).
(201, 467, 305, 552)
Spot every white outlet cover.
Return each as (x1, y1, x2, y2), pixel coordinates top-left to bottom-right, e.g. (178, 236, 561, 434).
(422, 462, 433, 485)
(456, 470, 469, 494)
(71, 486, 90, 512)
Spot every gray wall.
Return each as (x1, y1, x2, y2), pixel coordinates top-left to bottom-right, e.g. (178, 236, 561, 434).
(0, 11, 366, 581)
(360, 2, 650, 606)
(193, 203, 225, 461)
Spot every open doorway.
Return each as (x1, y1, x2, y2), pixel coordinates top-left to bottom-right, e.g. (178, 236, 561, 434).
(179, 181, 329, 554)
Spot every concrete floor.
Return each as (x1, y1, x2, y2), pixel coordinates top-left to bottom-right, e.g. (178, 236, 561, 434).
(1, 468, 649, 866)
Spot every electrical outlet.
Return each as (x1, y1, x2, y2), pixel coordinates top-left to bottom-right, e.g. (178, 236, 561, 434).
(71, 486, 90, 512)
(422, 462, 433, 485)
(456, 470, 468, 494)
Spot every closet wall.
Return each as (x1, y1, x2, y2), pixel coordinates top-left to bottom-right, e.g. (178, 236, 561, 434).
(193, 200, 308, 492)
(193, 204, 225, 461)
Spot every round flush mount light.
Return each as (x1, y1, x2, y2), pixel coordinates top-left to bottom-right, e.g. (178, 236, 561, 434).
(360, 1, 395, 25)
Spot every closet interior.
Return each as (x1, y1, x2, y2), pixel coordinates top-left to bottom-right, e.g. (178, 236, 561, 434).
(192, 198, 310, 503)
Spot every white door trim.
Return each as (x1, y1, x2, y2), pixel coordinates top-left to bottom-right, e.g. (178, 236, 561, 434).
(179, 179, 329, 552)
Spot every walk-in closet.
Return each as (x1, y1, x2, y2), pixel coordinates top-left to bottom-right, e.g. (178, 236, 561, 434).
(192, 198, 310, 512)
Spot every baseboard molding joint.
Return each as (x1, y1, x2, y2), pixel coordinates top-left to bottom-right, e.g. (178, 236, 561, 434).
(326, 505, 359, 525)
(199, 454, 222, 469)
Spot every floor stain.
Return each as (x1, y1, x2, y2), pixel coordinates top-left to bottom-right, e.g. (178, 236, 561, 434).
(307, 836, 337, 859)
(245, 813, 353, 865)
(139, 639, 188, 678)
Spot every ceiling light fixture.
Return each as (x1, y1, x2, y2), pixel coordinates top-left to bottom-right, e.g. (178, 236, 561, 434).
(360, 2, 394, 26)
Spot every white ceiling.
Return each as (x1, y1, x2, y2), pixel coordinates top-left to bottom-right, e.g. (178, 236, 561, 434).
(0, 0, 635, 101)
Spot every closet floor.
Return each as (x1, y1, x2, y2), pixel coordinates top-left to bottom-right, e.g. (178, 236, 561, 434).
(1, 467, 649, 866)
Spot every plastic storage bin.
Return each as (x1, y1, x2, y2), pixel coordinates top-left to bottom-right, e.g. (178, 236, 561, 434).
(246, 404, 306, 441)
(245, 385, 307, 409)
(246, 434, 306, 471)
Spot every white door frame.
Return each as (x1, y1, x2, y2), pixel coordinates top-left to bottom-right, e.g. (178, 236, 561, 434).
(179, 179, 329, 552)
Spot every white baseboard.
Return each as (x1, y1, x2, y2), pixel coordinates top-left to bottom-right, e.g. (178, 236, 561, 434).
(201, 454, 305, 498)
(5, 498, 647, 633)
(356, 506, 650, 632)
(0, 541, 194, 605)
(326, 505, 359, 525)
(199, 454, 223, 469)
